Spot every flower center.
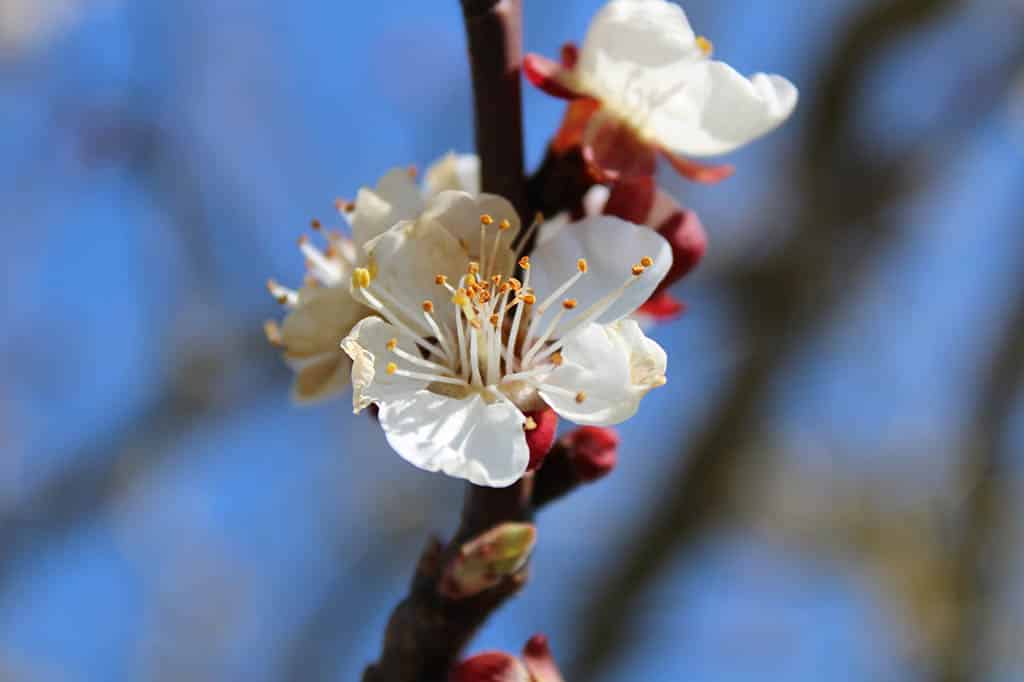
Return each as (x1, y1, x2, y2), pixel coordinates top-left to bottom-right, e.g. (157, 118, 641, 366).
(352, 213, 654, 407)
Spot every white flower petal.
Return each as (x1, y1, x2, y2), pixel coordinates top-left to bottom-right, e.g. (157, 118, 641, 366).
(290, 355, 351, 404)
(358, 215, 470, 332)
(378, 391, 529, 487)
(281, 285, 368, 359)
(539, 320, 666, 425)
(340, 317, 429, 413)
(575, 0, 797, 158)
(646, 61, 798, 157)
(422, 191, 521, 276)
(529, 215, 670, 335)
(424, 153, 481, 196)
(350, 167, 425, 247)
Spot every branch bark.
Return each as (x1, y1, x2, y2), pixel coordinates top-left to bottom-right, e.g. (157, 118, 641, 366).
(360, 3, 537, 679)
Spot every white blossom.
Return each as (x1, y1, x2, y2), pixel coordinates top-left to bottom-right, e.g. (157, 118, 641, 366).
(266, 155, 479, 403)
(341, 192, 669, 487)
(525, 0, 798, 177)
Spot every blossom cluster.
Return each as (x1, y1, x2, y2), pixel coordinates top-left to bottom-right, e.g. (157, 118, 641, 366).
(264, 0, 796, 489)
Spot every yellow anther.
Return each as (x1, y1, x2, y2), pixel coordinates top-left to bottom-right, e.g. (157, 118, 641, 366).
(386, 362, 398, 375)
(324, 244, 338, 258)
(507, 277, 522, 291)
(562, 298, 578, 310)
(499, 219, 512, 231)
(499, 283, 511, 294)
(575, 391, 587, 404)
(310, 219, 322, 230)
(453, 288, 471, 307)
(480, 214, 494, 226)
(469, 319, 483, 330)
(335, 198, 354, 213)
(422, 300, 434, 313)
(524, 416, 538, 431)
(577, 258, 588, 273)
(352, 267, 372, 288)
(478, 290, 492, 304)
(521, 293, 537, 305)
(640, 256, 654, 267)
(631, 264, 646, 276)
(696, 35, 712, 56)
(550, 352, 564, 367)
(468, 261, 480, 274)
(386, 338, 398, 351)
(491, 275, 502, 287)
(466, 274, 478, 287)
(368, 258, 379, 280)
(489, 313, 500, 326)
(518, 256, 530, 270)
(435, 274, 448, 286)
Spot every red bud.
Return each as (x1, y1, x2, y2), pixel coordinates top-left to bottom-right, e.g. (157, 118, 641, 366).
(636, 291, 686, 322)
(451, 652, 530, 682)
(522, 634, 565, 682)
(656, 209, 707, 290)
(564, 426, 619, 482)
(525, 408, 558, 472)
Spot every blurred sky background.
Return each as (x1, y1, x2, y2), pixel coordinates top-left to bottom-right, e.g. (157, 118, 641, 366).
(2, 0, 1023, 680)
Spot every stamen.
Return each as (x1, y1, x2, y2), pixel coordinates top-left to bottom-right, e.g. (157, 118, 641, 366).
(310, 219, 322, 230)
(480, 214, 494, 226)
(696, 35, 713, 57)
(550, 352, 564, 366)
(264, 320, 284, 347)
(631, 264, 646, 276)
(577, 258, 588, 273)
(386, 362, 398, 375)
(575, 391, 587, 404)
(435, 274, 448, 286)
(640, 256, 654, 267)
(422, 300, 435, 313)
(519, 256, 530, 270)
(499, 219, 512, 231)
(516, 212, 544, 252)
(562, 299, 578, 310)
(524, 416, 537, 431)
(386, 338, 398, 351)
(266, 279, 297, 306)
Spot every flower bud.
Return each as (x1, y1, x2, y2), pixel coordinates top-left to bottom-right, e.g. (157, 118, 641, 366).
(522, 634, 566, 682)
(524, 408, 558, 472)
(440, 523, 536, 599)
(564, 426, 619, 482)
(451, 652, 531, 682)
(655, 209, 707, 290)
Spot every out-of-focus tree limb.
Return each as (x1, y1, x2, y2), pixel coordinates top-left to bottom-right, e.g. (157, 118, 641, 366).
(938, 281, 1024, 682)
(567, 0, 974, 677)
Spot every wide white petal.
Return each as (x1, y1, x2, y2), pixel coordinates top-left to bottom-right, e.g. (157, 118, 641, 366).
(378, 391, 530, 487)
(529, 215, 670, 336)
(539, 320, 666, 426)
(340, 317, 428, 413)
(350, 168, 425, 248)
(357, 215, 470, 332)
(423, 191, 521, 276)
(424, 153, 481, 196)
(281, 285, 368, 359)
(646, 61, 798, 157)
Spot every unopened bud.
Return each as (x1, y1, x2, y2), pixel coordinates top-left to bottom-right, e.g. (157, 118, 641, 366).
(522, 634, 566, 682)
(524, 408, 558, 472)
(440, 523, 536, 599)
(563, 426, 619, 482)
(452, 652, 531, 682)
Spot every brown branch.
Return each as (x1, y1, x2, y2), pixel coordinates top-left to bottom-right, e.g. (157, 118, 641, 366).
(462, 0, 528, 218)
(360, 2, 536, 679)
(361, 439, 599, 682)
